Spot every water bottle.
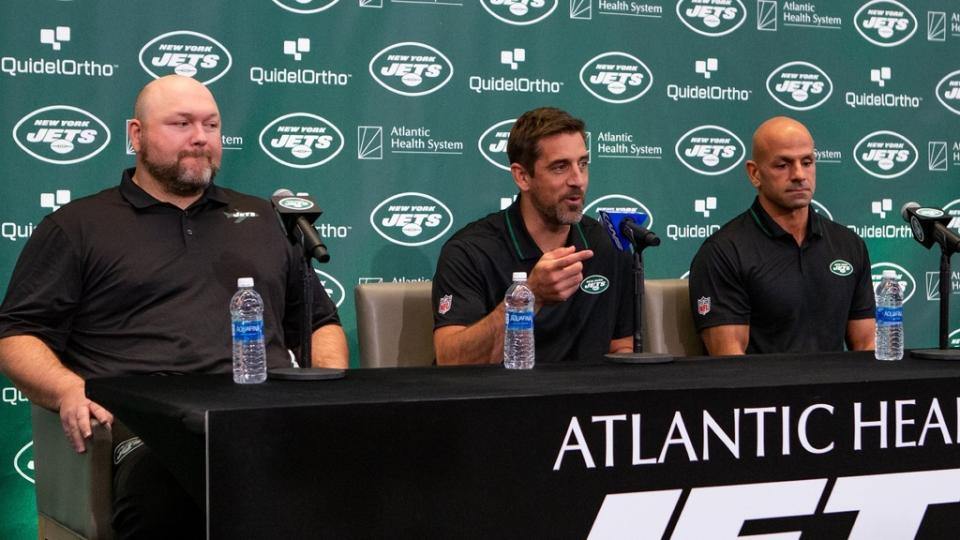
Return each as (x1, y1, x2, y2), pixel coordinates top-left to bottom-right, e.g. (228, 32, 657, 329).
(504, 271, 535, 369)
(231, 277, 267, 383)
(875, 269, 904, 361)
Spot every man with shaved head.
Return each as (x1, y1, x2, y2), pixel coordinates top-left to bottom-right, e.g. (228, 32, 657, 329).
(0, 75, 347, 537)
(688, 116, 875, 355)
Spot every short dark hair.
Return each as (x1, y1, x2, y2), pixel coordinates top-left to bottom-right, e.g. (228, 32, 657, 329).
(507, 107, 586, 175)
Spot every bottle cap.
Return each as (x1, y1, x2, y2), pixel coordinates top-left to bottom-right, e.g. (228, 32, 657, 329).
(512, 272, 527, 282)
(882, 270, 897, 279)
(237, 277, 254, 288)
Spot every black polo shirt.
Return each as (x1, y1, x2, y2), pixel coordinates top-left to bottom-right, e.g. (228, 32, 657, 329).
(0, 168, 339, 378)
(432, 195, 632, 362)
(688, 197, 874, 354)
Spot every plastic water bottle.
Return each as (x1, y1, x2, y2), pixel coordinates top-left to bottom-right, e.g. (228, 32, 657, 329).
(875, 269, 904, 361)
(231, 277, 267, 383)
(504, 272, 535, 369)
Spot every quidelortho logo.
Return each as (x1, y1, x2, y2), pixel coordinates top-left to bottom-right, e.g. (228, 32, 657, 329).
(1, 26, 117, 79)
(676, 0, 747, 37)
(478, 118, 516, 171)
(871, 262, 916, 302)
(766, 61, 833, 111)
(370, 192, 454, 247)
(853, 130, 917, 179)
(273, 0, 340, 13)
(139, 31, 232, 85)
(258, 113, 344, 168)
(314, 269, 345, 307)
(854, 0, 917, 47)
(13, 105, 110, 165)
(584, 194, 654, 228)
(936, 70, 960, 116)
(15, 441, 34, 484)
(480, 0, 558, 25)
(674, 125, 745, 176)
(579, 52, 653, 104)
(368, 42, 453, 97)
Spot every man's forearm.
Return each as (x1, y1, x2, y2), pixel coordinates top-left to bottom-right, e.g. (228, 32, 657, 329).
(311, 324, 349, 369)
(434, 303, 506, 365)
(0, 335, 83, 411)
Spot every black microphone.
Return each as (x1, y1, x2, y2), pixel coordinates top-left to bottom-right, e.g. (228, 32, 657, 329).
(901, 202, 960, 254)
(271, 189, 330, 263)
(620, 217, 661, 248)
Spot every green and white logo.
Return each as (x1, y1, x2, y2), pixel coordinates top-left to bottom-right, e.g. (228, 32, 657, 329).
(830, 260, 853, 277)
(370, 192, 453, 247)
(478, 118, 515, 171)
(13, 105, 110, 165)
(854, 0, 917, 47)
(766, 61, 833, 111)
(871, 262, 916, 303)
(273, 0, 339, 13)
(480, 0, 558, 26)
(259, 112, 344, 169)
(853, 130, 917, 179)
(676, 0, 746, 37)
(937, 70, 960, 116)
(278, 197, 315, 211)
(369, 42, 453, 97)
(580, 275, 609, 294)
(15, 441, 34, 484)
(314, 269, 345, 307)
(675, 125, 745, 176)
(139, 31, 232, 84)
(579, 52, 653, 104)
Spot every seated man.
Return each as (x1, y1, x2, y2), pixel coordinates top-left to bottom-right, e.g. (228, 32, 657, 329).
(0, 75, 348, 539)
(688, 116, 875, 355)
(432, 107, 632, 364)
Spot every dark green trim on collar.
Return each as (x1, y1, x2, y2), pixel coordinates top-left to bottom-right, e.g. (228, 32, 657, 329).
(748, 207, 773, 237)
(574, 222, 590, 249)
(504, 208, 525, 259)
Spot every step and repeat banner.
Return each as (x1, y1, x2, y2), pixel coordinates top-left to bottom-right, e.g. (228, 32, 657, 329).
(1, 0, 958, 535)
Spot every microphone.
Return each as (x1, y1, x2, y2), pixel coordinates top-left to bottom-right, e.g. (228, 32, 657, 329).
(901, 202, 960, 254)
(271, 189, 330, 263)
(598, 210, 659, 251)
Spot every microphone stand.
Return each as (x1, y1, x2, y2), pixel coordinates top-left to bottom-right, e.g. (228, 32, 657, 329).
(912, 246, 960, 360)
(605, 231, 674, 364)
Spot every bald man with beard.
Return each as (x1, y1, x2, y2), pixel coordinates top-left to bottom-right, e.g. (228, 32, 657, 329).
(688, 116, 876, 356)
(0, 75, 347, 538)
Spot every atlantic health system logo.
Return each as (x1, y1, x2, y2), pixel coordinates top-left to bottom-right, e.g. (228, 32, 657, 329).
(766, 61, 833, 111)
(368, 42, 453, 97)
(674, 125, 745, 176)
(139, 31, 232, 85)
(579, 52, 653, 104)
(13, 105, 110, 165)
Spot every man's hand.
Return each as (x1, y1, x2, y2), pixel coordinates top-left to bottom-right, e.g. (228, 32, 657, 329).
(57, 383, 113, 453)
(528, 246, 594, 309)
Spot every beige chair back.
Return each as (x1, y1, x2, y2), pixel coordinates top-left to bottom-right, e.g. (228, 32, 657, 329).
(355, 281, 435, 367)
(642, 279, 706, 356)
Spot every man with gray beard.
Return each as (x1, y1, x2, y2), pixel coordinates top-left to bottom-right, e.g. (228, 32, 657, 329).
(0, 75, 347, 538)
(432, 107, 633, 364)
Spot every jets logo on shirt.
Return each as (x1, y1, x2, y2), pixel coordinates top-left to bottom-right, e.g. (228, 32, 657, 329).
(697, 296, 711, 315)
(438, 294, 453, 315)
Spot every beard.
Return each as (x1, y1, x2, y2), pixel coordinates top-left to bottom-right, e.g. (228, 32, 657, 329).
(140, 145, 219, 197)
(528, 187, 585, 226)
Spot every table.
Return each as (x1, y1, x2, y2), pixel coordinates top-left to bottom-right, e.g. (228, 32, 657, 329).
(87, 352, 960, 539)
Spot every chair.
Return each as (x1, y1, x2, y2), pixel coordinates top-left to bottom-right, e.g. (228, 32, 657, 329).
(32, 403, 123, 540)
(355, 281, 436, 367)
(642, 279, 706, 356)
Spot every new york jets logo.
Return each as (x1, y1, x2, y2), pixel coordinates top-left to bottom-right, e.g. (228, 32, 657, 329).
(674, 125, 745, 176)
(258, 113, 344, 169)
(480, 0, 558, 25)
(853, 130, 917, 179)
(585, 194, 655, 228)
(278, 197, 315, 211)
(272, 0, 339, 13)
(676, 0, 746, 37)
(478, 118, 515, 171)
(871, 262, 916, 302)
(139, 31, 232, 84)
(935, 70, 960, 116)
(15, 441, 34, 484)
(766, 61, 833, 111)
(951, 328, 960, 349)
(830, 260, 853, 277)
(314, 269, 345, 307)
(370, 192, 454, 247)
(811, 200, 834, 221)
(854, 0, 917, 47)
(368, 42, 453, 97)
(580, 275, 610, 294)
(579, 52, 654, 104)
(13, 105, 111, 165)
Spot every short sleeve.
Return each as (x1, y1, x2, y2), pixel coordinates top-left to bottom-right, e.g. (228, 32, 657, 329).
(688, 238, 751, 331)
(432, 240, 493, 329)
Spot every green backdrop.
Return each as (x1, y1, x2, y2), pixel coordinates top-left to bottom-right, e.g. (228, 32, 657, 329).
(1, 0, 958, 535)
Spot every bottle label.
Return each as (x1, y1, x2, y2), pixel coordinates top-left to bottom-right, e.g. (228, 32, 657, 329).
(506, 311, 534, 330)
(876, 306, 903, 326)
(233, 320, 264, 342)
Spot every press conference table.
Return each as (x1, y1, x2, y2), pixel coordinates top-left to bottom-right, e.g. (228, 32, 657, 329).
(87, 352, 960, 539)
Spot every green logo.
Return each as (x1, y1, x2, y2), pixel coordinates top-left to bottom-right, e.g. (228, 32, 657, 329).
(580, 275, 610, 294)
(830, 260, 853, 276)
